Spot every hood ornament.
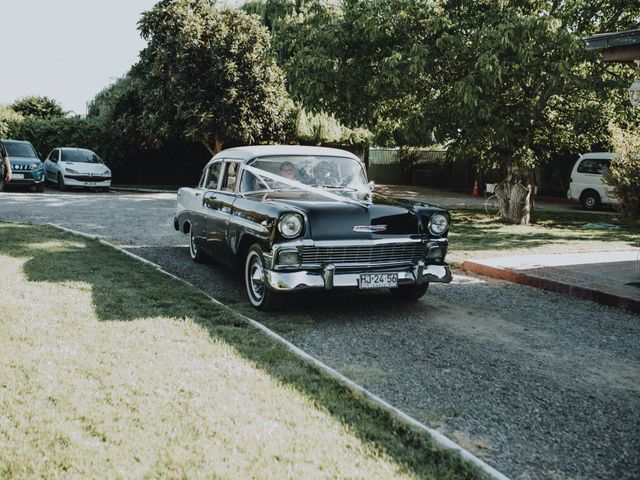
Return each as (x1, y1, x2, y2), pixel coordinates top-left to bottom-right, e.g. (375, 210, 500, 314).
(353, 225, 387, 232)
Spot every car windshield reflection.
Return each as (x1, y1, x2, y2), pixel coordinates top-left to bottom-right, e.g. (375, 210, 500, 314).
(61, 149, 103, 164)
(241, 155, 368, 196)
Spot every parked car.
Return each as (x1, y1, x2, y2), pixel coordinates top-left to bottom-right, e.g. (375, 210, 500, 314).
(567, 152, 618, 210)
(175, 145, 452, 310)
(43, 147, 112, 191)
(0, 139, 45, 192)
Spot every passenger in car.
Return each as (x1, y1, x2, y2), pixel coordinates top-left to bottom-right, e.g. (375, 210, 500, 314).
(279, 161, 296, 180)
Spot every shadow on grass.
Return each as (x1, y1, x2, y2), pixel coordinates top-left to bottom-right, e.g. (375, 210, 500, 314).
(450, 209, 640, 252)
(0, 222, 483, 480)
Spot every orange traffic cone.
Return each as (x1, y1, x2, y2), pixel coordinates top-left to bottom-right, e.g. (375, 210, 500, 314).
(471, 179, 479, 197)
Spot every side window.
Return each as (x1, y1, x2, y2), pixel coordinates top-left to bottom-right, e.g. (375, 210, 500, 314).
(221, 162, 238, 192)
(204, 162, 222, 189)
(240, 169, 257, 192)
(577, 158, 607, 175)
(49, 150, 59, 161)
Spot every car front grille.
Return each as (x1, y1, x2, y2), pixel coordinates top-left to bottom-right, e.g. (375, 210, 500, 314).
(12, 164, 37, 171)
(65, 175, 110, 182)
(301, 243, 426, 265)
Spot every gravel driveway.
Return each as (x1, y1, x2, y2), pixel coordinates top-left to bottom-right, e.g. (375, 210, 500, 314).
(2, 188, 638, 480)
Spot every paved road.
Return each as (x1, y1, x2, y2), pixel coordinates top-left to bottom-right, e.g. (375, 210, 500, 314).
(1, 188, 638, 480)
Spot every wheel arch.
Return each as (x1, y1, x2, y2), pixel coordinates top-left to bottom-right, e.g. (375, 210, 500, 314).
(236, 233, 269, 268)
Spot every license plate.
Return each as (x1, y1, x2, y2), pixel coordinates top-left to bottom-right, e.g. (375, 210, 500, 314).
(359, 273, 398, 289)
(83, 182, 96, 186)
(12, 173, 24, 179)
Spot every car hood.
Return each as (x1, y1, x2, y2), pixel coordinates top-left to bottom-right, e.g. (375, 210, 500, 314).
(10, 156, 41, 165)
(60, 161, 108, 174)
(249, 191, 447, 240)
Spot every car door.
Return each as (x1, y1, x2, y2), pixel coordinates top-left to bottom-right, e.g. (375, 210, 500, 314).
(44, 149, 60, 181)
(192, 161, 222, 253)
(203, 160, 240, 265)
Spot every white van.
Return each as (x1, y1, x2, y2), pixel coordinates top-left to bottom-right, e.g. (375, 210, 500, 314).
(567, 152, 618, 210)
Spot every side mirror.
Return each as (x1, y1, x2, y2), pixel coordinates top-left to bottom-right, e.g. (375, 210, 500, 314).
(368, 180, 375, 192)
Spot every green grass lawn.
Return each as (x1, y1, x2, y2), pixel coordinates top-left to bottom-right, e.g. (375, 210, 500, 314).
(0, 223, 484, 479)
(448, 209, 640, 263)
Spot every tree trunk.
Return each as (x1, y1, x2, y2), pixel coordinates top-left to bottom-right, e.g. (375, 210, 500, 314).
(201, 134, 223, 157)
(494, 163, 535, 224)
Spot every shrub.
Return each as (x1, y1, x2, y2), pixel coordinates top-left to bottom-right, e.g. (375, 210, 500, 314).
(604, 124, 640, 220)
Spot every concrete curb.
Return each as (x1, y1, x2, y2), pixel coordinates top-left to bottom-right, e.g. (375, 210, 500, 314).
(111, 186, 176, 194)
(462, 260, 640, 314)
(49, 223, 511, 480)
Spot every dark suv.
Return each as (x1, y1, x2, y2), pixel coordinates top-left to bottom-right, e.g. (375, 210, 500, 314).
(1, 139, 45, 192)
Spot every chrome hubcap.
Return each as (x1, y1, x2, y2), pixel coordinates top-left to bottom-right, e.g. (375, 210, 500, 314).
(190, 233, 197, 257)
(249, 255, 265, 301)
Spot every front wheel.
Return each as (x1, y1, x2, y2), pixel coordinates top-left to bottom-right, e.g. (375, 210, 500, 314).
(245, 244, 283, 311)
(35, 183, 45, 193)
(57, 173, 66, 191)
(390, 283, 429, 301)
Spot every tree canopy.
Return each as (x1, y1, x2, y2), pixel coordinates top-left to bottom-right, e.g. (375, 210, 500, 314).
(134, 0, 294, 154)
(10, 96, 66, 119)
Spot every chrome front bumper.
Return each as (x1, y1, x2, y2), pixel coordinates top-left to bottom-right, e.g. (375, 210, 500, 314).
(264, 261, 452, 292)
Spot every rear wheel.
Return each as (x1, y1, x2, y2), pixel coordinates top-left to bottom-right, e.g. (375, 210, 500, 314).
(580, 190, 600, 210)
(189, 229, 205, 263)
(57, 173, 66, 191)
(390, 283, 429, 301)
(245, 244, 283, 311)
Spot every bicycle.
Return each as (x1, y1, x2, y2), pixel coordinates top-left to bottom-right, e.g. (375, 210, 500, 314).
(484, 183, 502, 217)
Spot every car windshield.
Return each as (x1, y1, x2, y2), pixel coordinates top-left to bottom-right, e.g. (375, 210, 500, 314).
(61, 149, 102, 163)
(4, 142, 37, 158)
(241, 155, 368, 195)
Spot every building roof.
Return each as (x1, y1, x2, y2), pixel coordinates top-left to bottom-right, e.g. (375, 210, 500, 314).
(583, 29, 640, 63)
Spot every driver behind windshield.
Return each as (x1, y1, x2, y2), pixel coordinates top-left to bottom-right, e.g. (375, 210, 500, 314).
(314, 160, 338, 186)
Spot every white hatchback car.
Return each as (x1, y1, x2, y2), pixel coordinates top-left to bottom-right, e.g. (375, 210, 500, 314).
(43, 147, 112, 192)
(567, 152, 618, 210)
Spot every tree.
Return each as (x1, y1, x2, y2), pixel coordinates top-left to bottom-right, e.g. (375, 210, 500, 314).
(10, 96, 66, 119)
(134, 0, 293, 155)
(424, 0, 637, 223)
(0, 106, 24, 138)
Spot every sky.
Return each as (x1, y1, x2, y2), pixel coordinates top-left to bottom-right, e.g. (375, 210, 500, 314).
(0, 0, 244, 115)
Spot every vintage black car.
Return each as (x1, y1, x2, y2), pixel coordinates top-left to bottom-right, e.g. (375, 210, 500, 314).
(175, 145, 451, 310)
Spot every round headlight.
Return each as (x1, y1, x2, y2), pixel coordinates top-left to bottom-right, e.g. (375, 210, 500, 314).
(278, 213, 303, 238)
(428, 213, 449, 235)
